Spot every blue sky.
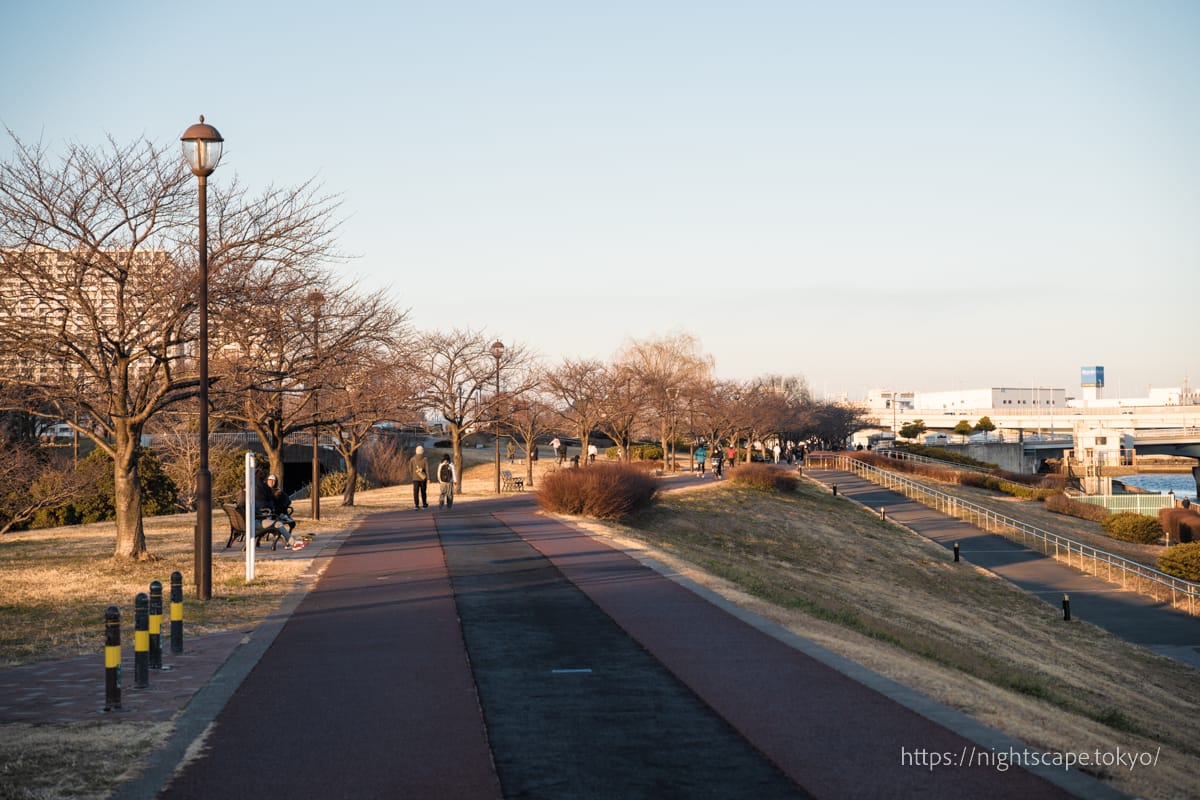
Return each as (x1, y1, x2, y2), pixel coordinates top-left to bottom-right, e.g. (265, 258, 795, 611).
(3, 1, 1197, 399)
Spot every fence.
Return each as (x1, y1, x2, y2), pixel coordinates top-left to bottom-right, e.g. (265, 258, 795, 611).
(809, 453, 1199, 616)
(1069, 493, 1175, 517)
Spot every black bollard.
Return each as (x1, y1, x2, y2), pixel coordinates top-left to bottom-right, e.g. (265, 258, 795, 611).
(149, 580, 163, 670)
(1062, 594, 1071, 621)
(170, 571, 184, 654)
(104, 605, 121, 711)
(953, 542, 960, 563)
(134, 593, 149, 689)
(832, 484, 838, 496)
(879, 507, 886, 520)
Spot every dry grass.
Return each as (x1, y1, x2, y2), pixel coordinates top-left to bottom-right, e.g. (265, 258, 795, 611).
(570, 476, 1200, 800)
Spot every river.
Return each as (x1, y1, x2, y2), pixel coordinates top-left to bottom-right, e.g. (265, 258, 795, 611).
(1116, 474, 1198, 501)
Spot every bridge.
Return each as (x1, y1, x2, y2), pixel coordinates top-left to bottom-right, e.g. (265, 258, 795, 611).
(865, 406, 1200, 460)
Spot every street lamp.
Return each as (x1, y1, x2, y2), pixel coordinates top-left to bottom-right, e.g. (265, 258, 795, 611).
(308, 291, 324, 520)
(491, 340, 505, 494)
(181, 116, 224, 601)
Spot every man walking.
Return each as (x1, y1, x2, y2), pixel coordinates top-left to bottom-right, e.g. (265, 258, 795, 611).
(411, 445, 430, 509)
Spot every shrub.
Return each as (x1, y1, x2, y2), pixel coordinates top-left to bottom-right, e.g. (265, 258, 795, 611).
(728, 463, 799, 492)
(1159, 508, 1200, 544)
(358, 437, 411, 487)
(537, 464, 658, 520)
(319, 471, 375, 498)
(1101, 512, 1164, 544)
(32, 447, 178, 527)
(1158, 542, 1200, 582)
(1043, 493, 1111, 523)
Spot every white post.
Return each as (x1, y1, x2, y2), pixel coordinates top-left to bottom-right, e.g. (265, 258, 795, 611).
(245, 452, 256, 581)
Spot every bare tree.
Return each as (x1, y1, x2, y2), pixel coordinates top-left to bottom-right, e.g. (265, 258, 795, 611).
(614, 333, 714, 471)
(0, 131, 350, 559)
(594, 364, 643, 462)
(411, 330, 537, 492)
(504, 381, 555, 488)
(543, 358, 608, 467)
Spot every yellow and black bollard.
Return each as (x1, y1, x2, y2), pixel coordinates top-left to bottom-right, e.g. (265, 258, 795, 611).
(149, 580, 163, 670)
(134, 593, 149, 689)
(104, 605, 121, 711)
(170, 570, 184, 654)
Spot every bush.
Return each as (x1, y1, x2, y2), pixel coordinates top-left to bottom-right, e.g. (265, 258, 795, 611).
(728, 463, 798, 492)
(1100, 512, 1164, 544)
(1043, 493, 1111, 523)
(319, 471, 375, 498)
(358, 437, 411, 487)
(1158, 542, 1200, 582)
(537, 464, 658, 520)
(32, 447, 178, 527)
(1159, 508, 1200, 544)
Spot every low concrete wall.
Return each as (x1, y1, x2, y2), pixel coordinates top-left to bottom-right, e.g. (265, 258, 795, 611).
(939, 442, 1039, 474)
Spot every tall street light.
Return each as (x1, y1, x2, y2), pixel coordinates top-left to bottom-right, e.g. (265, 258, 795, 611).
(308, 291, 324, 520)
(491, 340, 505, 494)
(181, 116, 224, 601)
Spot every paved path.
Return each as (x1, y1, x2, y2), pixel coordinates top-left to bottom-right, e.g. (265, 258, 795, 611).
(807, 467, 1200, 669)
(109, 492, 1113, 799)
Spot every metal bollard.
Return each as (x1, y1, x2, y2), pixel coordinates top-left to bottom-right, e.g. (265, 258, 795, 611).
(149, 580, 163, 670)
(170, 571, 184, 654)
(1062, 594, 1071, 621)
(104, 605, 121, 711)
(953, 543, 960, 563)
(832, 484, 837, 496)
(879, 507, 886, 520)
(134, 593, 149, 689)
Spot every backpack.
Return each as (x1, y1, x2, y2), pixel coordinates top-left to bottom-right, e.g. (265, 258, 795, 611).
(438, 462, 453, 483)
(414, 463, 427, 481)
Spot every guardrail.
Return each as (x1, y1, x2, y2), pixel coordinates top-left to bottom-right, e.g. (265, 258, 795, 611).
(874, 448, 993, 475)
(808, 454, 1199, 616)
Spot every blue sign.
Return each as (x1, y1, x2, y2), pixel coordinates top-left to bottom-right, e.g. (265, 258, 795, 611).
(1081, 366, 1105, 388)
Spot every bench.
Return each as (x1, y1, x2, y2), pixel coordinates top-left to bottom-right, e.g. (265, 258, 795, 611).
(501, 470, 524, 492)
(222, 503, 287, 550)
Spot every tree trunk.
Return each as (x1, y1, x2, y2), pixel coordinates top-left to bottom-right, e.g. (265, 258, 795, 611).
(451, 423, 465, 492)
(112, 432, 148, 560)
(342, 449, 359, 506)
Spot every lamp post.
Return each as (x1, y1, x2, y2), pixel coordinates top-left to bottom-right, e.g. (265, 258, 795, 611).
(491, 340, 505, 494)
(181, 116, 224, 601)
(308, 292, 324, 520)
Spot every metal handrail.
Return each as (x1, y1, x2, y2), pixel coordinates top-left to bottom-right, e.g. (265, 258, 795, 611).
(873, 448, 993, 475)
(809, 454, 1199, 616)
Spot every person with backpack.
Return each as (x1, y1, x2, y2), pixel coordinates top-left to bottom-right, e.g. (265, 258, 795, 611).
(410, 445, 430, 509)
(437, 454, 456, 508)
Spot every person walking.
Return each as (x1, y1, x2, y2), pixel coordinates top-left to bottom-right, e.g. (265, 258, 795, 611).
(712, 447, 725, 480)
(506, 440, 516, 463)
(587, 442, 598, 463)
(436, 454, 456, 508)
(410, 445, 430, 509)
(550, 437, 561, 463)
(695, 444, 708, 475)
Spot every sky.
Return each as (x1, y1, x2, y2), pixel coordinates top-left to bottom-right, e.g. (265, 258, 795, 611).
(2, 1, 1197, 400)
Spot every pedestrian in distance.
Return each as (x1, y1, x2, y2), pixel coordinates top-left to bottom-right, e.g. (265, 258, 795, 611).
(550, 436, 561, 463)
(436, 454, 456, 508)
(587, 442, 597, 463)
(410, 445, 430, 509)
(506, 440, 516, 463)
(695, 444, 708, 475)
(712, 447, 725, 480)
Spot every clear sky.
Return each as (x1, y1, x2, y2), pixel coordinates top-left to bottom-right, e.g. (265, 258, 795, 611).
(3, 1, 1197, 400)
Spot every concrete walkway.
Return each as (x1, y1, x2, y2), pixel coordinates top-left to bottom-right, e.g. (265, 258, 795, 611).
(806, 466, 1200, 670)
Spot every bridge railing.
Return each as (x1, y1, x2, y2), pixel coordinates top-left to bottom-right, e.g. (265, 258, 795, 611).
(1069, 493, 1176, 517)
(874, 448, 993, 475)
(808, 454, 1199, 617)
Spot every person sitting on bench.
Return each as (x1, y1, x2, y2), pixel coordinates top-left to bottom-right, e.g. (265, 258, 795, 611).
(239, 471, 305, 550)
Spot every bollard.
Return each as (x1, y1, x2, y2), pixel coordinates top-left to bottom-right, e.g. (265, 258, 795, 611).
(879, 507, 886, 520)
(149, 580, 163, 670)
(1062, 594, 1071, 621)
(953, 543, 960, 563)
(104, 605, 121, 711)
(832, 484, 837, 496)
(170, 571, 184, 654)
(134, 593, 149, 689)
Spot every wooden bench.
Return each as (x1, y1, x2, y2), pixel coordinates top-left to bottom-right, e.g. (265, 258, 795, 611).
(222, 503, 287, 550)
(501, 470, 524, 492)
